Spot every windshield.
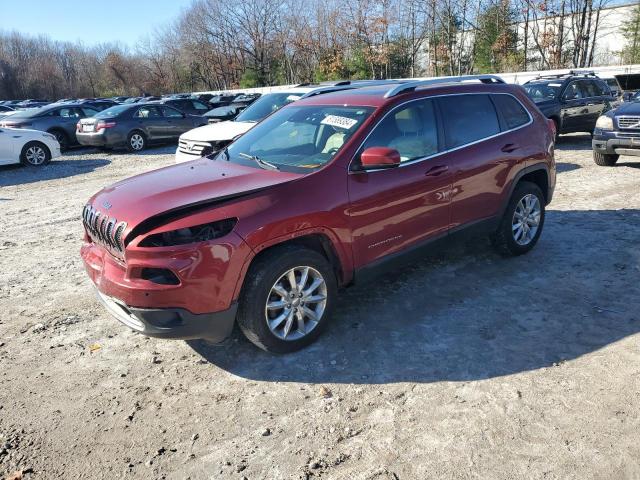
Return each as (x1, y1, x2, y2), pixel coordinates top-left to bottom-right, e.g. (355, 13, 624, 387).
(217, 105, 373, 173)
(207, 106, 235, 116)
(94, 105, 131, 118)
(234, 92, 303, 123)
(523, 81, 563, 103)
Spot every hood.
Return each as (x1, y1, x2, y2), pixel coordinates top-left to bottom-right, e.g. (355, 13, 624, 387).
(179, 120, 255, 142)
(613, 101, 640, 116)
(87, 157, 303, 242)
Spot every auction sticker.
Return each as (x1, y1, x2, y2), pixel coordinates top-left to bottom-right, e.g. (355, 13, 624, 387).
(321, 115, 358, 130)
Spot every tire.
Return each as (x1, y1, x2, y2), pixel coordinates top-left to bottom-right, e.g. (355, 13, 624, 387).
(49, 129, 68, 152)
(492, 181, 546, 256)
(593, 150, 619, 166)
(552, 118, 560, 143)
(20, 141, 51, 167)
(237, 245, 338, 353)
(127, 131, 146, 152)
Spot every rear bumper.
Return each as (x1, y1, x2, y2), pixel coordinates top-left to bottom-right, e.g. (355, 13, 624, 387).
(77, 130, 126, 148)
(593, 130, 640, 157)
(96, 290, 236, 341)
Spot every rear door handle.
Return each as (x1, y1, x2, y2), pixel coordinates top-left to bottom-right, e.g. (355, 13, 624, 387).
(424, 165, 449, 177)
(501, 143, 519, 153)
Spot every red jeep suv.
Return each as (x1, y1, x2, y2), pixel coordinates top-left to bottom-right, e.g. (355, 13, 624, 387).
(81, 76, 556, 353)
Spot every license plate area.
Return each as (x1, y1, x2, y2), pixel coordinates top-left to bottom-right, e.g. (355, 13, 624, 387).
(83, 124, 94, 132)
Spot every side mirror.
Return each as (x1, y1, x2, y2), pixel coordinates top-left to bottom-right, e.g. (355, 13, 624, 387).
(360, 147, 401, 169)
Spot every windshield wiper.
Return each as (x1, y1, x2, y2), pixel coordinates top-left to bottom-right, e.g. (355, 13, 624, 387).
(238, 152, 279, 171)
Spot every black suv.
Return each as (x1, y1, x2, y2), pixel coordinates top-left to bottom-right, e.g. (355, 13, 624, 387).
(523, 71, 614, 139)
(592, 98, 640, 166)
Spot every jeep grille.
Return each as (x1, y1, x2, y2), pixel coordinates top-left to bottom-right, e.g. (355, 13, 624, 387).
(82, 204, 127, 253)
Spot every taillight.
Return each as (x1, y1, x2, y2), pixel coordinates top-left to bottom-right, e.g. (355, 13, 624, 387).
(76, 122, 82, 132)
(96, 121, 116, 131)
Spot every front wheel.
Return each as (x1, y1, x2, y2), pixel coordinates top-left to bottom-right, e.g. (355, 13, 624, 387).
(20, 141, 51, 167)
(492, 181, 545, 256)
(127, 131, 146, 152)
(237, 246, 337, 353)
(593, 151, 618, 166)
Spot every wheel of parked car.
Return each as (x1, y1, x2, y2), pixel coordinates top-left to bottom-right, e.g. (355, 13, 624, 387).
(237, 245, 337, 353)
(49, 129, 68, 151)
(127, 131, 146, 152)
(492, 181, 545, 256)
(20, 141, 51, 167)
(593, 151, 619, 167)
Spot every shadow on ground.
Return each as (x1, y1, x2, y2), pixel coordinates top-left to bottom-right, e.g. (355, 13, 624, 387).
(0, 158, 111, 187)
(190, 208, 640, 384)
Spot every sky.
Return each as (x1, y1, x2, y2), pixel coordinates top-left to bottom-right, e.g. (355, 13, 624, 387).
(0, 0, 194, 47)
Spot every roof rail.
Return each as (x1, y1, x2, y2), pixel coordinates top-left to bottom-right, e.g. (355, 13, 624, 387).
(383, 75, 505, 98)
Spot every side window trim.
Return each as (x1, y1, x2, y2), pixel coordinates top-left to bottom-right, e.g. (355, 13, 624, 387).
(349, 92, 532, 173)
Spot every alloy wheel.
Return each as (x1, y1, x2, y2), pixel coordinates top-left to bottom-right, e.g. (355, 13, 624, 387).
(512, 193, 541, 246)
(265, 266, 327, 341)
(25, 145, 47, 165)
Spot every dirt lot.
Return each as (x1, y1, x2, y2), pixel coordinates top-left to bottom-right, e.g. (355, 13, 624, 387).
(1, 136, 639, 480)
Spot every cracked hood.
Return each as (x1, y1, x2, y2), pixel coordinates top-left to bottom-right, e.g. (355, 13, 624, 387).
(87, 158, 303, 236)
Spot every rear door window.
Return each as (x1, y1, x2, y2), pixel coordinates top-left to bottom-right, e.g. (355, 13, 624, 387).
(135, 106, 161, 118)
(562, 81, 586, 100)
(361, 99, 439, 162)
(438, 94, 500, 149)
(161, 106, 183, 118)
(491, 95, 530, 130)
(59, 107, 82, 118)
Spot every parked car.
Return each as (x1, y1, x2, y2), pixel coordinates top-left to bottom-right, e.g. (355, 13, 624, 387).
(522, 71, 614, 139)
(76, 103, 208, 152)
(0, 127, 60, 167)
(156, 98, 212, 115)
(0, 102, 100, 150)
(231, 93, 261, 106)
(207, 94, 239, 109)
(592, 100, 640, 165)
(80, 75, 556, 353)
(175, 81, 394, 163)
(202, 103, 247, 123)
(602, 76, 623, 99)
(79, 100, 119, 111)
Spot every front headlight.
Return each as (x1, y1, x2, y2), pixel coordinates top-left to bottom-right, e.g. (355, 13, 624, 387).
(595, 115, 613, 130)
(139, 218, 237, 247)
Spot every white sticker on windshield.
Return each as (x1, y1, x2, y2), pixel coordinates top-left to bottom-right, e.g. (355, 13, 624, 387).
(321, 114, 358, 130)
(549, 83, 562, 87)
(286, 95, 302, 102)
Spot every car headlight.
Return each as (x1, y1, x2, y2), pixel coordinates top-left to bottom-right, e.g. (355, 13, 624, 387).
(595, 115, 613, 130)
(139, 218, 237, 247)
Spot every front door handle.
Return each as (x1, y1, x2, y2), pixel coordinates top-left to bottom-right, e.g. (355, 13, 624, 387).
(424, 165, 449, 177)
(501, 143, 519, 153)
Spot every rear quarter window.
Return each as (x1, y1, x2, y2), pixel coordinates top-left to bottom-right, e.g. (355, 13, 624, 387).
(438, 94, 500, 149)
(491, 94, 530, 130)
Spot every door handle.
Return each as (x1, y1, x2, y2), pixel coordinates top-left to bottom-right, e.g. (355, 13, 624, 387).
(424, 165, 449, 177)
(501, 143, 519, 153)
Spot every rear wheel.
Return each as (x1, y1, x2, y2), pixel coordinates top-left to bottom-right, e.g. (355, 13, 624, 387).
(49, 129, 68, 151)
(127, 131, 146, 152)
(20, 141, 51, 167)
(593, 151, 619, 166)
(492, 181, 545, 256)
(237, 246, 337, 353)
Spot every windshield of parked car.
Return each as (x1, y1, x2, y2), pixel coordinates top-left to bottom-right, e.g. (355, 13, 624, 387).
(94, 105, 132, 118)
(234, 92, 303, 123)
(216, 105, 373, 173)
(523, 81, 563, 103)
(206, 106, 236, 116)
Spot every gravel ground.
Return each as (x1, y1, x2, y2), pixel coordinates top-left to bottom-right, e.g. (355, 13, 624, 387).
(1, 137, 639, 480)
